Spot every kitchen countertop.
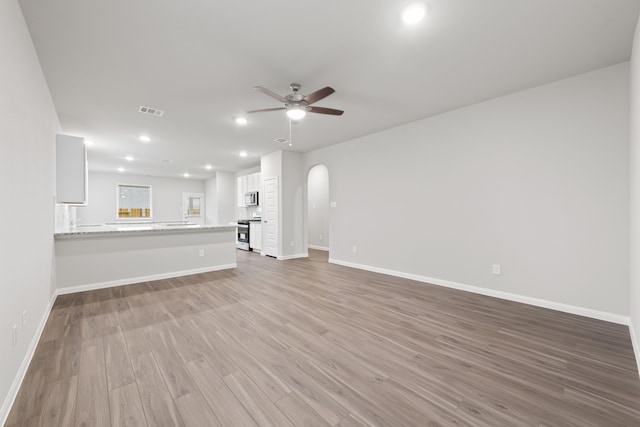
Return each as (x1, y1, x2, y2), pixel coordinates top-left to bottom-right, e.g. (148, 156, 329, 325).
(54, 222, 236, 239)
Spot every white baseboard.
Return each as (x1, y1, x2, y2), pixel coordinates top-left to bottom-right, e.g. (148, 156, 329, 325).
(328, 258, 630, 325)
(278, 253, 309, 260)
(308, 245, 329, 251)
(57, 263, 237, 295)
(0, 292, 57, 427)
(630, 321, 640, 378)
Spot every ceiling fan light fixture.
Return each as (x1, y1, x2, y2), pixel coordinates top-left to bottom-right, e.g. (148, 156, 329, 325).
(402, 2, 427, 24)
(286, 108, 306, 120)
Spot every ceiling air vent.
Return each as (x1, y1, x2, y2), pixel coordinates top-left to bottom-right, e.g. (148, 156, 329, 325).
(273, 138, 288, 144)
(138, 106, 165, 117)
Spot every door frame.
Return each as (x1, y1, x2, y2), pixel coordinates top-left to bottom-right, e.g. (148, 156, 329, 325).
(262, 176, 279, 258)
(182, 192, 205, 225)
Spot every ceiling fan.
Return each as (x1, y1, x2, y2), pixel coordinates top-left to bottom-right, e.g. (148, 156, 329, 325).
(248, 83, 344, 120)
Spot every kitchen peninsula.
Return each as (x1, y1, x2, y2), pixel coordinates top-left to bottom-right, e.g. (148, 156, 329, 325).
(54, 222, 237, 292)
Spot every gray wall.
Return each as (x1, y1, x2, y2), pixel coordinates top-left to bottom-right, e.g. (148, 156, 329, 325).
(0, 0, 60, 421)
(308, 165, 330, 249)
(630, 15, 640, 372)
(78, 172, 205, 224)
(303, 62, 630, 318)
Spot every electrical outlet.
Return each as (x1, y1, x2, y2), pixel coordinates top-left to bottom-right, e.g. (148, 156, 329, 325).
(492, 264, 501, 275)
(330, 201, 337, 208)
(22, 311, 26, 329)
(12, 324, 17, 348)
(319, 234, 323, 241)
(352, 246, 357, 253)
(199, 249, 205, 257)
(290, 240, 294, 247)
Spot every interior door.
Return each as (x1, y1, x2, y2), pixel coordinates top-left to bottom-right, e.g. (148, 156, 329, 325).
(263, 177, 278, 257)
(183, 192, 205, 225)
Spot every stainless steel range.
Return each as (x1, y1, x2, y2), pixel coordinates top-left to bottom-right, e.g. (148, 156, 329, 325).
(236, 219, 250, 250)
(236, 219, 249, 251)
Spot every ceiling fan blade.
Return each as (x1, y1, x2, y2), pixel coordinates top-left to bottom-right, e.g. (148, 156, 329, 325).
(247, 107, 286, 113)
(308, 106, 344, 116)
(254, 86, 287, 103)
(303, 87, 335, 105)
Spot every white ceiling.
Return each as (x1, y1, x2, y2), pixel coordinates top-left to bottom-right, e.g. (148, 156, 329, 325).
(18, 0, 640, 180)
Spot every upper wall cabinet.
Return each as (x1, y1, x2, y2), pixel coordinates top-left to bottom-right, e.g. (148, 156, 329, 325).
(56, 134, 87, 205)
(237, 175, 248, 207)
(237, 172, 261, 207)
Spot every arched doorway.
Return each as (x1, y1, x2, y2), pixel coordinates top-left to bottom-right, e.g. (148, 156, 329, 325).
(307, 165, 330, 254)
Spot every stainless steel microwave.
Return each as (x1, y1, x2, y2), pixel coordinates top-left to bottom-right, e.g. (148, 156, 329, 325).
(244, 191, 259, 206)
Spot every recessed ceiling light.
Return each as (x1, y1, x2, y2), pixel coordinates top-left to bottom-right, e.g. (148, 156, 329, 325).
(117, 167, 125, 172)
(161, 159, 173, 163)
(84, 140, 94, 146)
(234, 117, 248, 125)
(402, 2, 427, 24)
(286, 108, 306, 120)
(139, 135, 151, 142)
(183, 173, 190, 178)
(239, 151, 248, 158)
(125, 155, 134, 161)
(205, 164, 213, 170)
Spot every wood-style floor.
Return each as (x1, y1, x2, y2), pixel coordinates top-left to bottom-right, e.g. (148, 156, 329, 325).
(5, 249, 640, 426)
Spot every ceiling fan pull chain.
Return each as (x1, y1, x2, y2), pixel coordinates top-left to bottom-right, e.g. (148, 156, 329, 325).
(289, 118, 293, 147)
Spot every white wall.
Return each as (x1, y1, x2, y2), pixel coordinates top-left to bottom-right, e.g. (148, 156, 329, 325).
(0, 0, 61, 422)
(77, 172, 205, 224)
(261, 153, 281, 189)
(303, 63, 630, 319)
(205, 175, 217, 225)
(56, 229, 236, 290)
(282, 151, 305, 258)
(308, 165, 330, 249)
(217, 171, 236, 224)
(204, 171, 236, 225)
(260, 150, 306, 258)
(630, 15, 640, 372)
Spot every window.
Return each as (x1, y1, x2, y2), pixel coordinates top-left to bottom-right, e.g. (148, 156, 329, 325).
(117, 184, 152, 219)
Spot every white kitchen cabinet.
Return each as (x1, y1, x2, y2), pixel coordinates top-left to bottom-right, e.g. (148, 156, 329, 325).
(248, 173, 260, 192)
(237, 172, 261, 206)
(249, 222, 262, 252)
(237, 175, 248, 207)
(56, 134, 87, 205)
